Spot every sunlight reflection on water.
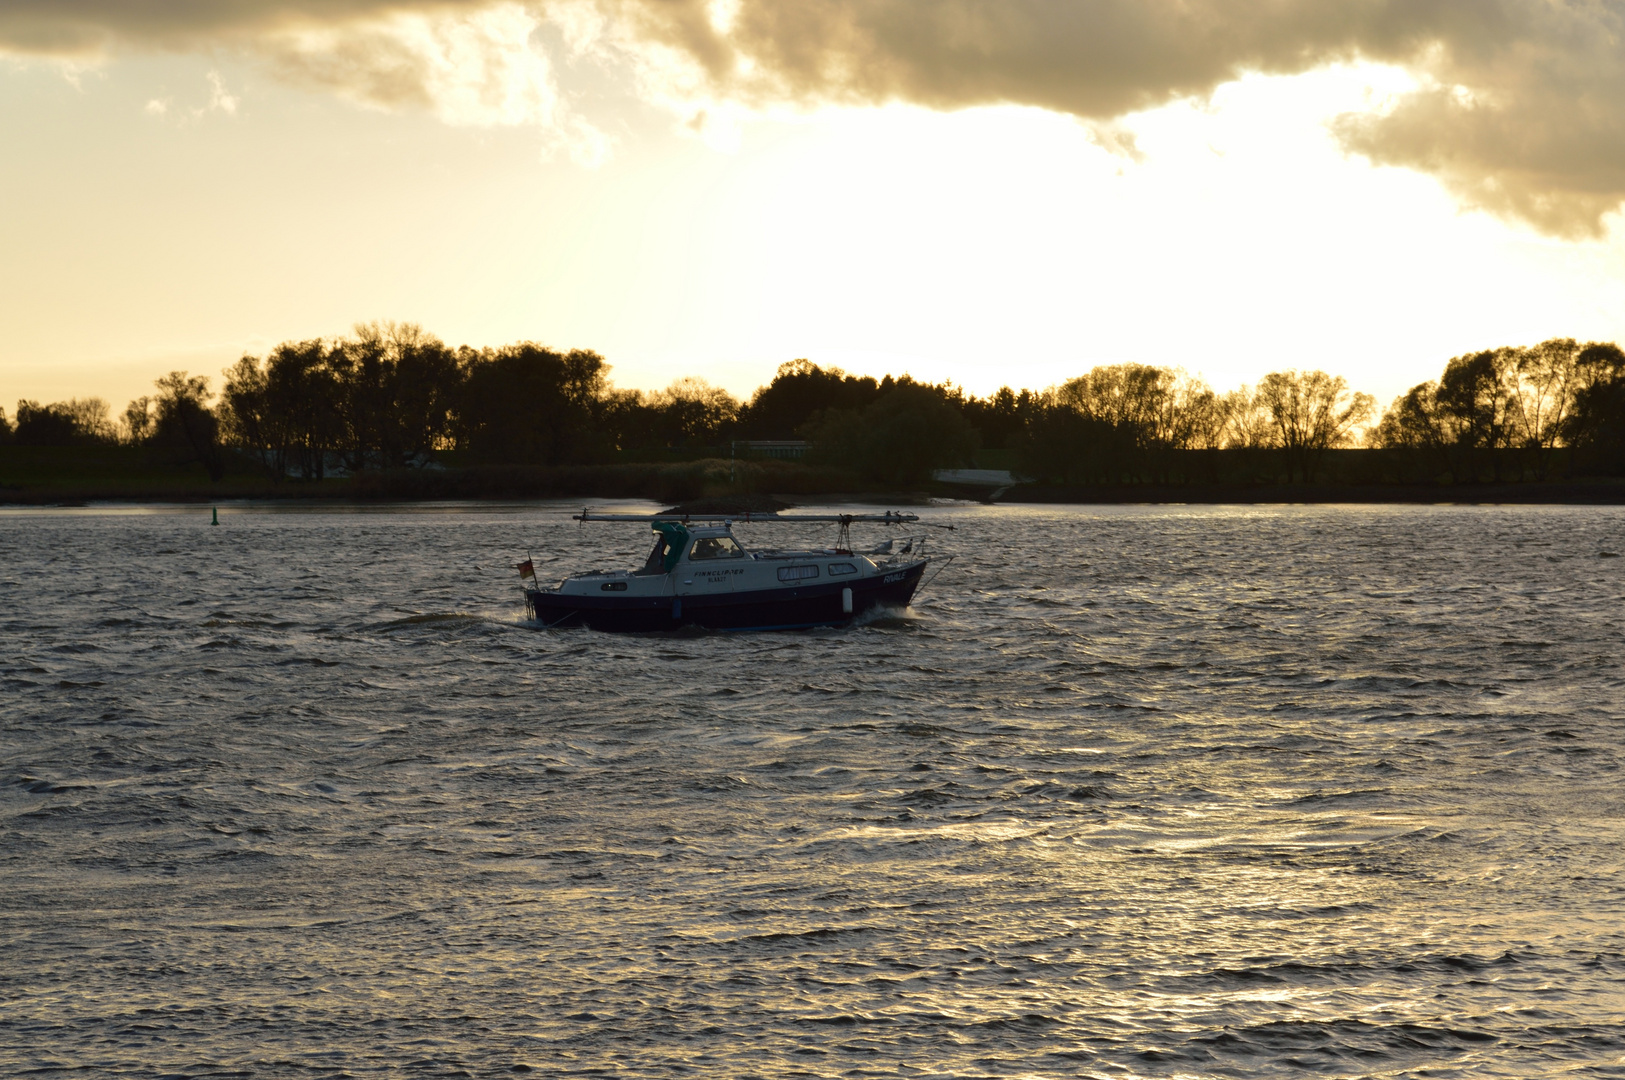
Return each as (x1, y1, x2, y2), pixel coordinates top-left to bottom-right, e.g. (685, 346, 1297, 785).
(2, 502, 1623, 1077)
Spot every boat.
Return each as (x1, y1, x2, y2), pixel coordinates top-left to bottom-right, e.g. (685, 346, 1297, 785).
(521, 510, 949, 632)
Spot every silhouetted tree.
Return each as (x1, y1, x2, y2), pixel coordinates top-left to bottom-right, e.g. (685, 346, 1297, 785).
(593, 387, 650, 456)
(1568, 341, 1625, 474)
(1017, 364, 1224, 483)
(1434, 348, 1518, 479)
(643, 377, 741, 448)
(219, 358, 276, 473)
(1222, 386, 1276, 449)
(456, 343, 609, 464)
(14, 402, 77, 446)
(1179, 383, 1231, 482)
(1055, 364, 1165, 431)
(1505, 338, 1584, 478)
(1016, 404, 1119, 484)
(807, 382, 978, 485)
(740, 360, 882, 438)
(151, 373, 225, 480)
(1372, 338, 1621, 482)
(0, 406, 11, 444)
(1049, 365, 1166, 482)
(53, 320, 1625, 494)
(121, 397, 155, 445)
(329, 322, 461, 469)
(1255, 370, 1374, 482)
(962, 387, 1038, 449)
(221, 340, 347, 480)
(13, 399, 116, 446)
(1172, 382, 1229, 449)
(1372, 382, 1445, 449)
(1370, 381, 1452, 480)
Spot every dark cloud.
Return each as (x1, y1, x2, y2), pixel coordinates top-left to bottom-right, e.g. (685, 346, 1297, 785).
(1328, 5, 1625, 239)
(5, 0, 1624, 236)
(636, 0, 1624, 237)
(0, 2, 467, 53)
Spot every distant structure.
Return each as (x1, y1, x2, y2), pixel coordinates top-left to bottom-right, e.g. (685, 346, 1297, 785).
(731, 440, 810, 460)
(932, 468, 1021, 501)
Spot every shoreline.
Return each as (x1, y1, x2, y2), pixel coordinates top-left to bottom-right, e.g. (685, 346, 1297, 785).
(7, 446, 1625, 508)
(6, 480, 1625, 508)
(994, 480, 1625, 505)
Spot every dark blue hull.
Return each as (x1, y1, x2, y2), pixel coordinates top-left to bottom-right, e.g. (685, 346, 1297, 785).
(526, 561, 927, 632)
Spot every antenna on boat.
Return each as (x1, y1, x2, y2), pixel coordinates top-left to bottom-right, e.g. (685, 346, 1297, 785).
(835, 514, 853, 555)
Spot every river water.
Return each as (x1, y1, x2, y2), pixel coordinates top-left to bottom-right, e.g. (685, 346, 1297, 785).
(2, 502, 1623, 1078)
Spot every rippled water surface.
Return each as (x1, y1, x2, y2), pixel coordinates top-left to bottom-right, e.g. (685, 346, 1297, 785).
(4, 502, 1625, 1078)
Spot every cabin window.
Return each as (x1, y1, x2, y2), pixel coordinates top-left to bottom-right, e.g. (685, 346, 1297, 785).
(827, 562, 858, 576)
(601, 581, 628, 591)
(690, 536, 744, 560)
(777, 565, 819, 582)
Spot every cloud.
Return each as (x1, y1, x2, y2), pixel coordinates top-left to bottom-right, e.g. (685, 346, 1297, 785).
(253, 2, 612, 164)
(611, 0, 1625, 237)
(138, 70, 243, 124)
(260, 6, 551, 125)
(0, 1, 610, 159)
(1328, 9, 1625, 240)
(4, 0, 1625, 235)
(206, 69, 238, 114)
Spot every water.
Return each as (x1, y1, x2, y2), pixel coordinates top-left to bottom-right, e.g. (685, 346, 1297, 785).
(3, 502, 1624, 1078)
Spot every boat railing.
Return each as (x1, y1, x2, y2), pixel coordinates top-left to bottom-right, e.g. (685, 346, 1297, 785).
(573, 510, 922, 525)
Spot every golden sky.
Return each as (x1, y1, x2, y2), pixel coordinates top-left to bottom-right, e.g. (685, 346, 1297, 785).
(4, 0, 1625, 412)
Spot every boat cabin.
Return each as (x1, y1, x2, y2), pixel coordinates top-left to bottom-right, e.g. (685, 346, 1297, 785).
(525, 510, 937, 631)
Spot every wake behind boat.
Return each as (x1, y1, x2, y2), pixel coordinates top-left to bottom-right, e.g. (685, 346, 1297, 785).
(521, 510, 950, 632)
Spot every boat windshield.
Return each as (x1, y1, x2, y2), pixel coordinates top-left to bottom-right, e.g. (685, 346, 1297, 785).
(689, 536, 744, 560)
(638, 538, 669, 574)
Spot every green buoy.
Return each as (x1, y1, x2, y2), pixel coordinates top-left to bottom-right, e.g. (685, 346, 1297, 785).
(211, 507, 219, 526)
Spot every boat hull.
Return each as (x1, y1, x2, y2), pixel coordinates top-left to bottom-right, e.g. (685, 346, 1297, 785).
(527, 560, 927, 632)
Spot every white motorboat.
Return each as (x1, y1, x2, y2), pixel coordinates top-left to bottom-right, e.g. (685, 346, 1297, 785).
(523, 510, 947, 631)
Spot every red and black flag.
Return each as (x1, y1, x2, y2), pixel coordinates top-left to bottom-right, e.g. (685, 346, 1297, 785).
(516, 559, 535, 579)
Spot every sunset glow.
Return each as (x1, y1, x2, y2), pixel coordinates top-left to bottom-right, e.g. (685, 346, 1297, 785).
(4, 2, 1625, 409)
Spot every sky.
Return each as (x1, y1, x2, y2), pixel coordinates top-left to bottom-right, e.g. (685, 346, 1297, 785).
(4, 0, 1625, 414)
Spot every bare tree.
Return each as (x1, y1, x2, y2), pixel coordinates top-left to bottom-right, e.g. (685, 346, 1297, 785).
(1507, 338, 1583, 478)
(1222, 386, 1277, 449)
(121, 397, 155, 445)
(1055, 363, 1172, 436)
(1255, 370, 1375, 482)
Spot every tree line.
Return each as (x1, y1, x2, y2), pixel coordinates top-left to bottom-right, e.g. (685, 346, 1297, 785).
(4, 324, 1623, 485)
(1369, 338, 1625, 481)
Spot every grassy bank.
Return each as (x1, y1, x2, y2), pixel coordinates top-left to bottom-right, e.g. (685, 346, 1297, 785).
(6, 446, 1625, 505)
(0, 446, 283, 503)
(0, 447, 861, 505)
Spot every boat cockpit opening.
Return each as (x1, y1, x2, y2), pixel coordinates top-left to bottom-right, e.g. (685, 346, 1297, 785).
(637, 538, 669, 575)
